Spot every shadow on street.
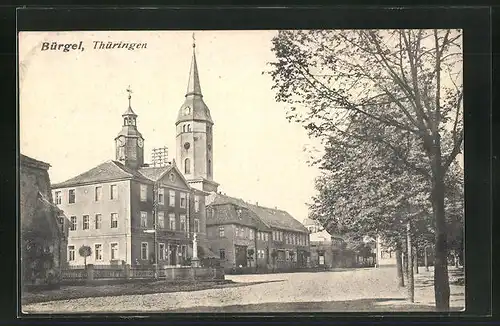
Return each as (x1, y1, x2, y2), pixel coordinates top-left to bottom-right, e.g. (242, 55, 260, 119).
(162, 298, 463, 313)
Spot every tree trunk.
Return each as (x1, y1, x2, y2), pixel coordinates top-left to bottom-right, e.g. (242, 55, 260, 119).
(395, 242, 404, 287)
(403, 251, 408, 279)
(431, 143, 450, 311)
(413, 245, 419, 275)
(424, 246, 429, 272)
(407, 222, 414, 303)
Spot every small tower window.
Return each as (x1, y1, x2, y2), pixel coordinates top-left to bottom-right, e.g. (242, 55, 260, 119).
(184, 158, 191, 174)
(187, 124, 191, 132)
(183, 125, 186, 133)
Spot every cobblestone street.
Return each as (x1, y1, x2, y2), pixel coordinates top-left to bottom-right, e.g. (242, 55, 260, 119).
(22, 266, 465, 313)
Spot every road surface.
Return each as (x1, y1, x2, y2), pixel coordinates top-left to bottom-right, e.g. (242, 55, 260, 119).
(22, 266, 464, 313)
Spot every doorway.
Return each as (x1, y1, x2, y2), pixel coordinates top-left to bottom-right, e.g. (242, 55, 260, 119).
(235, 245, 248, 267)
(168, 245, 177, 266)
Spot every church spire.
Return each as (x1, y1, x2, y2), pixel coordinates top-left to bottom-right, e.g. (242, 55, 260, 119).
(186, 33, 202, 97)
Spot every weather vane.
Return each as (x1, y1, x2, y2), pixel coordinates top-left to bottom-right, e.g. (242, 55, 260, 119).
(126, 85, 132, 107)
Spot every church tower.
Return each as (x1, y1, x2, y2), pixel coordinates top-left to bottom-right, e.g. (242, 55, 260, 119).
(115, 86, 145, 170)
(176, 37, 219, 193)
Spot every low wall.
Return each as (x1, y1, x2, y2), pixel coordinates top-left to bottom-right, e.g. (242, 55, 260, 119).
(60, 264, 224, 284)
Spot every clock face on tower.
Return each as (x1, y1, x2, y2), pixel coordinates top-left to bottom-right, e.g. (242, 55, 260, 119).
(138, 138, 144, 148)
(117, 136, 126, 147)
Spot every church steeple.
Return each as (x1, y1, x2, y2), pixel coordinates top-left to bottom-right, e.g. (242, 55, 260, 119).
(186, 34, 202, 97)
(175, 36, 218, 193)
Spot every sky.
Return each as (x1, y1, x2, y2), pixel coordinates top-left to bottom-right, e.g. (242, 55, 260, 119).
(19, 30, 322, 222)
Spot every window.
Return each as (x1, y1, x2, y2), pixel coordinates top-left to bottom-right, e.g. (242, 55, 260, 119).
(141, 242, 148, 260)
(194, 218, 200, 233)
(68, 189, 75, 204)
(55, 191, 62, 205)
(140, 184, 147, 202)
(158, 211, 164, 228)
(95, 186, 102, 201)
(258, 249, 265, 259)
(207, 207, 213, 219)
(194, 196, 200, 212)
(180, 193, 186, 208)
(184, 158, 191, 174)
(159, 243, 165, 260)
(249, 229, 254, 240)
(169, 213, 176, 230)
(110, 184, 118, 200)
(95, 244, 103, 261)
(70, 216, 77, 231)
(219, 249, 226, 260)
(111, 213, 118, 228)
(265, 233, 269, 242)
(59, 216, 64, 225)
(236, 208, 242, 218)
(158, 188, 165, 205)
(180, 214, 186, 232)
(95, 214, 102, 229)
(110, 243, 118, 260)
(68, 245, 75, 261)
(140, 211, 148, 228)
(83, 215, 89, 230)
(187, 124, 191, 132)
(219, 225, 224, 237)
(169, 190, 175, 207)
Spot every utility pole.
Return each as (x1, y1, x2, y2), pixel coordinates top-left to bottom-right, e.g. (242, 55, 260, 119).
(406, 221, 415, 303)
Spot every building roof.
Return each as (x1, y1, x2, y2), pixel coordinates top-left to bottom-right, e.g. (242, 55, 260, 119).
(52, 160, 150, 188)
(138, 165, 172, 181)
(310, 229, 333, 243)
(176, 43, 213, 125)
(122, 106, 137, 117)
(207, 203, 271, 231)
(20, 154, 51, 171)
(207, 193, 308, 233)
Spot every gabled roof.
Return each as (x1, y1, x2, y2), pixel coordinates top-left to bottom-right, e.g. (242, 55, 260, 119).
(138, 165, 172, 181)
(207, 203, 271, 231)
(207, 193, 308, 234)
(52, 160, 150, 188)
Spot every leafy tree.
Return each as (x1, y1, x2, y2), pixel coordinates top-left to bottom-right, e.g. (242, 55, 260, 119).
(267, 29, 463, 311)
(79, 245, 92, 267)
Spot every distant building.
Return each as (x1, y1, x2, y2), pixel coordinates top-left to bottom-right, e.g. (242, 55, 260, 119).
(20, 154, 68, 285)
(302, 218, 355, 268)
(206, 193, 310, 272)
(52, 92, 208, 267)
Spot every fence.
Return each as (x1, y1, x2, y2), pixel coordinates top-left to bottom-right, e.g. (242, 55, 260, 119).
(61, 264, 224, 283)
